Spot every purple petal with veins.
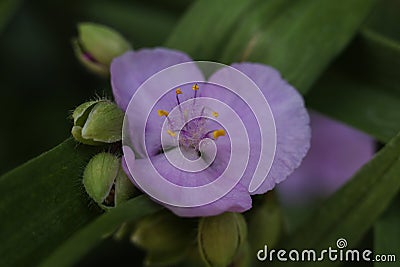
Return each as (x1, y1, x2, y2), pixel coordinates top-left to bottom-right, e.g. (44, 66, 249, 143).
(112, 48, 311, 217)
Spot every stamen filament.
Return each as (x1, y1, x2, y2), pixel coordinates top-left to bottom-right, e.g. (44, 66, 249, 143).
(174, 87, 188, 130)
(158, 109, 173, 126)
(192, 83, 199, 101)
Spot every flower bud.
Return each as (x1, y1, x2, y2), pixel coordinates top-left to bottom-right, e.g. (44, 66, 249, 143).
(72, 22, 131, 76)
(131, 210, 196, 252)
(198, 213, 247, 267)
(83, 152, 136, 210)
(71, 100, 124, 145)
(232, 241, 251, 267)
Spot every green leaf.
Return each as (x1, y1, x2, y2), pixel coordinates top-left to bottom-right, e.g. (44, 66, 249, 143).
(0, 138, 101, 267)
(167, 0, 376, 93)
(307, 29, 400, 143)
(364, 0, 400, 42)
(306, 71, 400, 143)
(39, 195, 161, 267)
(349, 29, 400, 95)
(374, 196, 400, 267)
(166, 0, 254, 60)
(270, 131, 400, 267)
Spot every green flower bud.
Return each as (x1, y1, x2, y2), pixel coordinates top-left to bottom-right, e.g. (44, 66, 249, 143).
(232, 241, 251, 267)
(71, 100, 124, 145)
(72, 22, 131, 76)
(198, 213, 248, 267)
(83, 152, 136, 210)
(131, 210, 196, 252)
(131, 210, 196, 266)
(247, 193, 284, 253)
(182, 245, 210, 267)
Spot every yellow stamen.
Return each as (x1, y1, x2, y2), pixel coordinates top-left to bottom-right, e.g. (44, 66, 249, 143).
(212, 111, 219, 118)
(213, 129, 226, 139)
(176, 88, 182, 95)
(157, 109, 169, 117)
(192, 83, 199, 91)
(167, 130, 176, 137)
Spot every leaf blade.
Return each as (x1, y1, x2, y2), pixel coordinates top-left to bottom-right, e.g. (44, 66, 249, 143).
(271, 131, 400, 267)
(39, 195, 161, 267)
(167, 0, 376, 94)
(0, 138, 101, 267)
(307, 29, 400, 143)
(374, 196, 400, 267)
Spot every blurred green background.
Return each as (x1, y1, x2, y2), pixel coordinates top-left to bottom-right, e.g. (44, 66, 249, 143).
(0, 0, 193, 175)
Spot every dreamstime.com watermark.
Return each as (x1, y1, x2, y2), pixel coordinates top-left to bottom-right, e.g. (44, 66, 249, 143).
(257, 238, 397, 263)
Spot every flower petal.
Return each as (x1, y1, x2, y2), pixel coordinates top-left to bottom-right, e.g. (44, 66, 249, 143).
(122, 147, 252, 217)
(111, 48, 196, 111)
(278, 111, 375, 204)
(166, 181, 252, 217)
(208, 63, 311, 194)
(114, 49, 204, 157)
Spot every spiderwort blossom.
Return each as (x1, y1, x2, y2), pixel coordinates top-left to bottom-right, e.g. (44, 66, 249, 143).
(111, 48, 311, 217)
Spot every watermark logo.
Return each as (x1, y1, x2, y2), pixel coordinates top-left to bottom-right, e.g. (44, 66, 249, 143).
(336, 238, 347, 249)
(257, 238, 396, 263)
(122, 61, 276, 207)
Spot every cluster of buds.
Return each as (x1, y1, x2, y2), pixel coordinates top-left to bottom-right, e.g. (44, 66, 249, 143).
(71, 22, 133, 209)
(71, 99, 134, 210)
(124, 195, 285, 267)
(122, 211, 252, 267)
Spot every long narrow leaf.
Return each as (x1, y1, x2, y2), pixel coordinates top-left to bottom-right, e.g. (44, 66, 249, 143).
(307, 29, 400, 143)
(39, 195, 161, 267)
(0, 138, 101, 267)
(374, 196, 400, 267)
(167, 0, 376, 94)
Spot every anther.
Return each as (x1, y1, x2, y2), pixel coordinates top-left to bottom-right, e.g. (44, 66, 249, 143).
(213, 129, 226, 139)
(192, 83, 199, 91)
(157, 109, 169, 117)
(167, 130, 176, 137)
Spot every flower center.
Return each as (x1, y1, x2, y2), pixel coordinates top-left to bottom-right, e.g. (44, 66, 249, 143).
(157, 83, 225, 151)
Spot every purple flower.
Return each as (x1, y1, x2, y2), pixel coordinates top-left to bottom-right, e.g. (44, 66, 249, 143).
(111, 48, 311, 217)
(278, 111, 375, 204)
